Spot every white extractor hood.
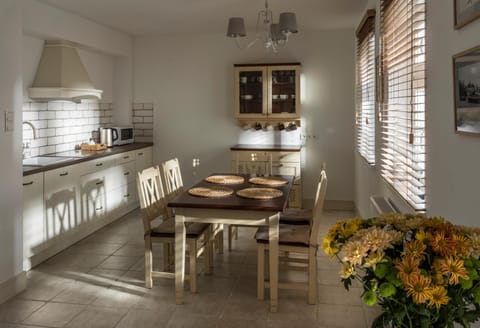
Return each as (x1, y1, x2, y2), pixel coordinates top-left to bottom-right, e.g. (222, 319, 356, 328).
(28, 40, 103, 103)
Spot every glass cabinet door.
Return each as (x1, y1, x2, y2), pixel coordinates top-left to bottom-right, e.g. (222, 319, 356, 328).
(235, 67, 267, 118)
(268, 66, 300, 118)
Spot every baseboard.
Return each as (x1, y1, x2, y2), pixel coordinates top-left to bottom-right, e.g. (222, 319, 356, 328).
(0, 271, 26, 304)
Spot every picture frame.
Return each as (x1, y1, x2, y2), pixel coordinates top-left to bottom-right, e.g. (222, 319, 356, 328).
(454, 0, 480, 29)
(453, 45, 480, 135)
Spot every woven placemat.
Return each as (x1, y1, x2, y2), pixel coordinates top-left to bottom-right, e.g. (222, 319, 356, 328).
(205, 175, 245, 185)
(248, 177, 289, 187)
(236, 187, 283, 200)
(188, 186, 234, 198)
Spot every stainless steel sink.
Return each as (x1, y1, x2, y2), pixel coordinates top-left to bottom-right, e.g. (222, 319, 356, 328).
(23, 156, 75, 166)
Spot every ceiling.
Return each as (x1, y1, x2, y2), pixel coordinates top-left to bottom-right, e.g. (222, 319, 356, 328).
(37, 0, 367, 36)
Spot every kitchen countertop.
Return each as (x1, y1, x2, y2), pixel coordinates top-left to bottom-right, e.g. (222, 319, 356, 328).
(230, 144, 302, 151)
(23, 142, 153, 176)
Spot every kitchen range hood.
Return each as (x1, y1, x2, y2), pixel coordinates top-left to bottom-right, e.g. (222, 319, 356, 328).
(28, 40, 102, 103)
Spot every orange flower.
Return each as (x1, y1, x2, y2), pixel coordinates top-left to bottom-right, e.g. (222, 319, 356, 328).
(396, 256, 421, 284)
(453, 233, 471, 257)
(404, 240, 426, 260)
(430, 231, 456, 257)
(429, 286, 450, 309)
(436, 256, 469, 285)
(405, 274, 433, 304)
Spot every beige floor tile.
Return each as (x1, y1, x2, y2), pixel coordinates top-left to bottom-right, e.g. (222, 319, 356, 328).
(267, 318, 320, 328)
(317, 304, 367, 328)
(52, 281, 107, 304)
(0, 324, 15, 328)
(45, 252, 108, 268)
(16, 281, 71, 302)
(116, 309, 174, 328)
(166, 312, 218, 328)
(68, 242, 124, 256)
(22, 302, 85, 327)
(76, 268, 126, 287)
(113, 244, 148, 257)
(0, 300, 44, 324)
(64, 306, 128, 328)
(317, 285, 364, 306)
(221, 298, 269, 320)
(267, 299, 317, 321)
(96, 256, 140, 271)
(216, 318, 267, 328)
(362, 305, 383, 327)
(91, 286, 145, 308)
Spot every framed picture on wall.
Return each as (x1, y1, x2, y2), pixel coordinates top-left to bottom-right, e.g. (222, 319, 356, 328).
(453, 45, 480, 135)
(455, 0, 480, 29)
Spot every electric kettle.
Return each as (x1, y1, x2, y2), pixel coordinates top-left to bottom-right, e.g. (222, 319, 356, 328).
(99, 127, 116, 148)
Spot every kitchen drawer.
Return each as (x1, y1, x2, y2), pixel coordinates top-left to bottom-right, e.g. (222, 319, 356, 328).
(270, 152, 300, 162)
(116, 150, 136, 165)
(135, 147, 153, 172)
(232, 161, 268, 176)
(271, 162, 301, 178)
(231, 151, 269, 162)
(44, 165, 81, 191)
(78, 155, 116, 175)
(106, 161, 136, 191)
(23, 173, 46, 260)
(79, 175, 107, 222)
(107, 182, 137, 213)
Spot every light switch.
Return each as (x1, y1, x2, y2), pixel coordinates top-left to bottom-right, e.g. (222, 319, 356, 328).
(4, 111, 14, 132)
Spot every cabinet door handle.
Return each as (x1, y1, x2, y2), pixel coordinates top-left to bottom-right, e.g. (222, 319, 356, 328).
(96, 163, 103, 167)
(96, 181, 104, 185)
(123, 194, 130, 198)
(138, 152, 143, 156)
(23, 181, 34, 186)
(59, 172, 68, 176)
(95, 206, 103, 211)
(124, 172, 130, 176)
(123, 156, 129, 159)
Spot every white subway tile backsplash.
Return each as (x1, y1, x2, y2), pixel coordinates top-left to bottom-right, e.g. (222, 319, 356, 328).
(144, 103, 153, 110)
(133, 117, 143, 123)
(132, 103, 153, 142)
(143, 116, 153, 123)
(133, 123, 153, 130)
(135, 110, 153, 117)
(23, 102, 114, 154)
(133, 103, 144, 110)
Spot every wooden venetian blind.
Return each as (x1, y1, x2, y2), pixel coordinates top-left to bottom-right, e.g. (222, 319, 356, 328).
(356, 10, 376, 165)
(380, 0, 426, 211)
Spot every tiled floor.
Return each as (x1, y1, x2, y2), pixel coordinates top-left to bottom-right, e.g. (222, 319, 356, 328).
(0, 209, 379, 328)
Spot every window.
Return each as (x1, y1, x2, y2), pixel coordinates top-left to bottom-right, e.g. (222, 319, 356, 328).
(356, 10, 376, 165)
(380, 0, 426, 211)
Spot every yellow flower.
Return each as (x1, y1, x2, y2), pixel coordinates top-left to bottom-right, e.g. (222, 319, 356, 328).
(340, 263, 355, 279)
(342, 218, 363, 238)
(396, 256, 421, 284)
(453, 233, 471, 257)
(405, 274, 433, 304)
(428, 286, 450, 309)
(364, 251, 385, 269)
(416, 229, 432, 243)
(430, 231, 456, 257)
(436, 256, 469, 285)
(404, 240, 427, 260)
(322, 237, 339, 258)
(470, 233, 480, 258)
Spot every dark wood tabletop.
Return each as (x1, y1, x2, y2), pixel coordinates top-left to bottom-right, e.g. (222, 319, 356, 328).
(167, 174, 293, 212)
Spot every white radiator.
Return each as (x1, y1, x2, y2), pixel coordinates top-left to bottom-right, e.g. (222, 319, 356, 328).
(369, 195, 398, 215)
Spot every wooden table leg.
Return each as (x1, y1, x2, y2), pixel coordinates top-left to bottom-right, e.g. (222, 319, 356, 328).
(268, 213, 279, 312)
(175, 214, 186, 305)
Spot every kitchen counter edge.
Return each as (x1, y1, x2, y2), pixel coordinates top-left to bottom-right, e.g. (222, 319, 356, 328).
(23, 143, 153, 176)
(230, 144, 302, 152)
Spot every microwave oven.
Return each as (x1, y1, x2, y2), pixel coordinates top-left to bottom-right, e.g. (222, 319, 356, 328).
(112, 126, 134, 146)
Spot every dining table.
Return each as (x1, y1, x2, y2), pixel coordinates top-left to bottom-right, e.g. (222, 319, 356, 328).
(167, 173, 293, 313)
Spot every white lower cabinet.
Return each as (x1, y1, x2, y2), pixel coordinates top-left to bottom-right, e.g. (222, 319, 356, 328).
(23, 145, 152, 270)
(23, 173, 45, 268)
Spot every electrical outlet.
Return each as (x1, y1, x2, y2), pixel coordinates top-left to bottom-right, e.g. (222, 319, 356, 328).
(4, 111, 14, 132)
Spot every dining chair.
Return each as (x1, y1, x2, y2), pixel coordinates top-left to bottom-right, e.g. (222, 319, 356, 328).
(278, 163, 327, 226)
(228, 153, 274, 250)
(255, 169, 327, 305)
(161, 158, 224, 256)
(136, 165, 212, 292)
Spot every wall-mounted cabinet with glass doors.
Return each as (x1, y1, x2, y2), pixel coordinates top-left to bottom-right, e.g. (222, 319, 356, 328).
(234, 63, 301, 120)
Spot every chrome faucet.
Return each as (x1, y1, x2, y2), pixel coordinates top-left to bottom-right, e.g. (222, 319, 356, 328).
(22, 121, 37, 159)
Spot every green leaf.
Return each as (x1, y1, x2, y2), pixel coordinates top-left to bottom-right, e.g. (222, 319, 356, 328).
(472, 287, 480, 304)
(374, 263, 389, 279)
(379, 282, 396, 298)
(363, 290, 377, 306)
(342, 278, 352, 291)
(468, 268, 479, 280)
(460, 277, 474, 290)
(386, 271, 402, 287)
(371, 313, 387, 328)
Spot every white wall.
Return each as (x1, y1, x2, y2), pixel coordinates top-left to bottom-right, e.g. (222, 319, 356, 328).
(354, 0, 480, 225)
(134, 30, 355, 202)
(0, 0, 25, 296)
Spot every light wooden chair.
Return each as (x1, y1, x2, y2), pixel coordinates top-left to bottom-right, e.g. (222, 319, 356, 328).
(228, 154, 273, 250)
(255, 169, 327, 305)
(278, 163, 327, 226)
(136, 166, 211, 292)
(161, 158, 224, 256)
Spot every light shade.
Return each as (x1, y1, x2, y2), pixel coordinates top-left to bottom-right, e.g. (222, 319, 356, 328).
(279, 12, 298, 34)
(227, 17, 246, 37)
(270, 24, 286, 42)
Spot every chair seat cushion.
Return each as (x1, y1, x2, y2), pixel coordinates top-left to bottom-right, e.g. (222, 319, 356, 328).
(279, 208, 312, 225)
(151, 218, 210, 239)
(255, 224, 310, 247)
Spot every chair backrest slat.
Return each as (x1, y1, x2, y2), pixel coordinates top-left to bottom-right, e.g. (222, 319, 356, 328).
(136, 166, 168, 233)
(162, 158, 184, 196)
(309, 169, 327, 246)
